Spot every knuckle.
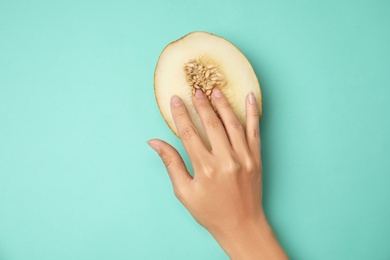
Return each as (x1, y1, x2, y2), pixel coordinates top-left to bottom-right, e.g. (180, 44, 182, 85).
(199, 162, 215, 177)
(179, 125, 197, 140)
(206, 118, 222, 129)
(196, 100, 210, 109)
(249, 105, 259, 117)
(224, 159, 241, 174)
(219, 101, 231, 109)
(229, 120, 243, 130)
(174, 110, 187, 119)
(243, 158, 255, 172)
(249, 128, 260, 139)
(161, 155, 173, 168)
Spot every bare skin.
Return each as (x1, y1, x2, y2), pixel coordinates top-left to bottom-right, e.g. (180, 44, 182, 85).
(147, 87, 288, 260)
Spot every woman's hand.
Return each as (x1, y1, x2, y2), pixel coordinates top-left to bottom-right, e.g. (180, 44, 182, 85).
(148, 88, 287, 260)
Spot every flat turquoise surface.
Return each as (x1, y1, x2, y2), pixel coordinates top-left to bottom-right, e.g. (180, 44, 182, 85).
(1, 0, 389, 259)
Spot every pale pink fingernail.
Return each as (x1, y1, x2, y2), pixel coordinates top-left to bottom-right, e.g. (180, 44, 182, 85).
(171, 95, 183, 107)
(212, 87, 222, 98)
(147, 140, 160, 153)
(195, 89, 205, 99)
(248, 92, 255, 104)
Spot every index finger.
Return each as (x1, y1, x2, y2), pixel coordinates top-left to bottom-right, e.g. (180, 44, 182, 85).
(170, 95, 210, 163)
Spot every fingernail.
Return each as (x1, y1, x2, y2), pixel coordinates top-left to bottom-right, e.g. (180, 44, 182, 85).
(248, 92, 255, 105)
(171, 95, 183, 107)
(195, 89, 205, 99)
(212, 87, 222, 98)
(147, 140, 160, 154)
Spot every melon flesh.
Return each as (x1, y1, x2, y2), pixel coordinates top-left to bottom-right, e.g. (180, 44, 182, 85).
(154, 31, 262, 149)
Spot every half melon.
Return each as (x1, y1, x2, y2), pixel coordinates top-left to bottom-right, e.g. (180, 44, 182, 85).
(154, 31, 262, 149)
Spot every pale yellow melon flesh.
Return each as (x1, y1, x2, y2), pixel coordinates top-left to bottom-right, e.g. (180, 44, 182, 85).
(154, 31, 262, 149)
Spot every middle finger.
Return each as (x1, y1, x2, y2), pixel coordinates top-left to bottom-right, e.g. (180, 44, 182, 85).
(192, 89, 231, 154)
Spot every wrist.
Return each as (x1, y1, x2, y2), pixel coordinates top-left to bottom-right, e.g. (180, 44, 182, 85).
(210, 213, 287, 260)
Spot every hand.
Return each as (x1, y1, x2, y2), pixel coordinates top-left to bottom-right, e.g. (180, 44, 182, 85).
(148, 87, 287, 260)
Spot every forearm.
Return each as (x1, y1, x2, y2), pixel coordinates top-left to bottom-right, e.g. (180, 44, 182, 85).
(211, 214, 288, 260)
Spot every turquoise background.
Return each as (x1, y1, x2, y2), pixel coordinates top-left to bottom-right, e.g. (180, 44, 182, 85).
(1, 0, 389, 259)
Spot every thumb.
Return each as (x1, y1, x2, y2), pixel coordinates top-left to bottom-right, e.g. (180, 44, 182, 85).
(147, 138, 192, 196)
